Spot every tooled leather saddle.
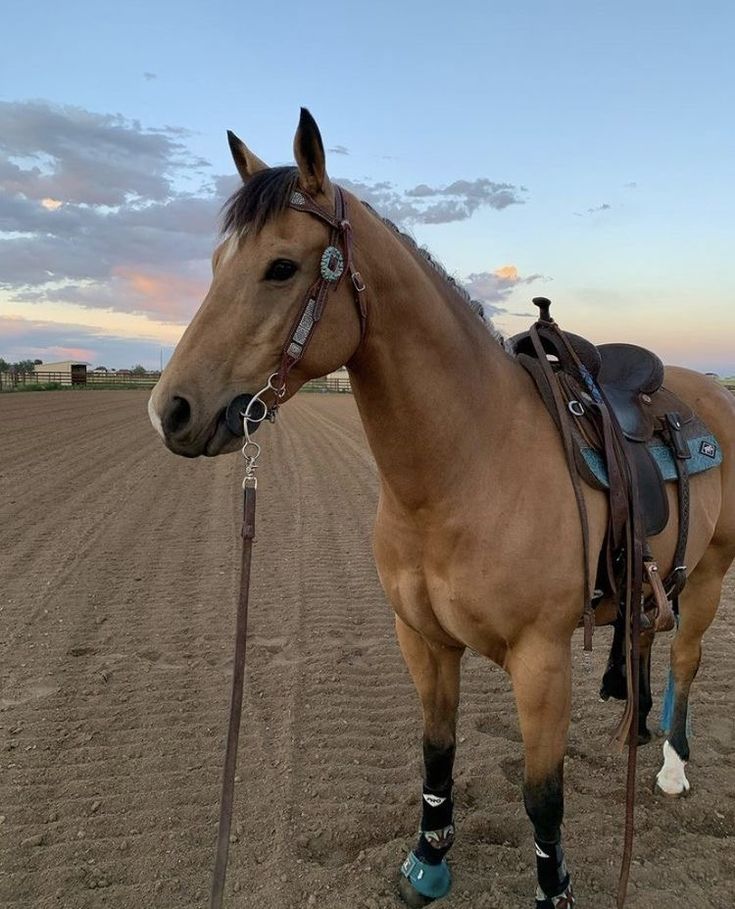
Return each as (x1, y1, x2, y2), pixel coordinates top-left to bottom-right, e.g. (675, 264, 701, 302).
(510, 298, 721, 641)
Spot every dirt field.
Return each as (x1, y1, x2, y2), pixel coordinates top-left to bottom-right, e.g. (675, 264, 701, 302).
(1, 390, 733, 909)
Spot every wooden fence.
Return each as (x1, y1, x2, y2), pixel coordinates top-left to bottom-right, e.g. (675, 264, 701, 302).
(0, 370, 353, 394)
(0, 371, 161, 390)
(301, 376, 352, 393)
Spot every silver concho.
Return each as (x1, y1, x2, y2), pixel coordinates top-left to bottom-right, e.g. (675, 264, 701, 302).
(290, 191, 306, 206)
(320, 246, 344, 282)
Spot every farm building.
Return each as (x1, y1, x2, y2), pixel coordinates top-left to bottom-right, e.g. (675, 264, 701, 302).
(33, 361, 89, 385)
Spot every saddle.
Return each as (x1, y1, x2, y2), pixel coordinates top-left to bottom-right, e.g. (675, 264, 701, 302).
(510, 298, 715, 644)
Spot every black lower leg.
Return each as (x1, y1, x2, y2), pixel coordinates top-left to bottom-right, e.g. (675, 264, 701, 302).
(600, 617, 627, 701)
(414, 739, 455, 865)
(523, 766, 572, 903)
(669, 691, 692, 761)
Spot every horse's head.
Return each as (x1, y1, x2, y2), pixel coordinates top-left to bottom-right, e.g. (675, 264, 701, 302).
(149, 109, 364, 457)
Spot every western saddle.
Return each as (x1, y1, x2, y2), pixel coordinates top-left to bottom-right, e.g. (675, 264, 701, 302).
(511, 298, 697, 656)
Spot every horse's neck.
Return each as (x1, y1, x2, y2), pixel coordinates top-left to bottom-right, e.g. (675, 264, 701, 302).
(346, 213, 521, 511)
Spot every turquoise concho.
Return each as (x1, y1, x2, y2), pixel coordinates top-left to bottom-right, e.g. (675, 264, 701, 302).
(320, 246, 344, 282)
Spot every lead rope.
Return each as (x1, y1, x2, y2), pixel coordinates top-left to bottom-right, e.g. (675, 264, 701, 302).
(210, 189, 363, 906)
(210, 390, 272, 909)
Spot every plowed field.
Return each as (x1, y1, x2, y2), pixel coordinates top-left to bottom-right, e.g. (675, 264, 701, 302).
(1, 390, 733, 908)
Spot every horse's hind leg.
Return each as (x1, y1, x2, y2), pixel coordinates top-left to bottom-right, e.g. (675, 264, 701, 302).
(656, 542, 733, 795)
(600, 615, 655, 744)
(395, 617, 463, 907)
(509, 635, 575, 908)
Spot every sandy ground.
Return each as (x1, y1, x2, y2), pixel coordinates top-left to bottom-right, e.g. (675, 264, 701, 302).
(0, 390, 733, 909)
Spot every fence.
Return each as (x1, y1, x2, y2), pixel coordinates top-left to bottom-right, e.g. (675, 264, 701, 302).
(0, 370, 353, 394)
(0, 371, 161, 390)
(301, 375, 352, 393)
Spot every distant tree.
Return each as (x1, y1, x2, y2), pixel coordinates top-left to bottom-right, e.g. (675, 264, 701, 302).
(0, 358, 9, 373)
(33, 358, 43, 365)
(131, 364, 147, 375)
(12, 359, 37, 374)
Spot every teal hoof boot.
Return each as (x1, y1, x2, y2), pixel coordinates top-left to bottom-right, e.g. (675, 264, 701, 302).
(398, 852, 451, 906)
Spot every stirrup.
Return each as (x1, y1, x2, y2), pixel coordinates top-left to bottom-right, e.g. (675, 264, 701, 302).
(400, 851, 451, 899)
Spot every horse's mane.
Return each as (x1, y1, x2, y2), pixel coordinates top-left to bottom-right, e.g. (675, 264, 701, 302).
(221, 167, 503, 342)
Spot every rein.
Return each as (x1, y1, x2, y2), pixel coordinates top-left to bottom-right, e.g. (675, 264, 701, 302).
(209, 186, 365, 908)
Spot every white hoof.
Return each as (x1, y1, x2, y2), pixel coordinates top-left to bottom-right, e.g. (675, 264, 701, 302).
(656, 740, 691, 796)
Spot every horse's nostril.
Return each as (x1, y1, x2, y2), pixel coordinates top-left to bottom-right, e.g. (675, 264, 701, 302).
(164, 395, 192, 436)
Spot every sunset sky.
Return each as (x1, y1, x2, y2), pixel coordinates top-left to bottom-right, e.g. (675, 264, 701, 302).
(1, 0, 733, 374)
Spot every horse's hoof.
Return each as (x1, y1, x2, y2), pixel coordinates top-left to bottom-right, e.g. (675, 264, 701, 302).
(655, 740, 691, 797)
(637, 726, 652, 746)
(398, 874, 436, 907)
(536, 880, 575, 907)
(398, 852, 451, 906)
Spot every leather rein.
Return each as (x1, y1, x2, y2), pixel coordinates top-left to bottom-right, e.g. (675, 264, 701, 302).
(210, 186, 366, 909)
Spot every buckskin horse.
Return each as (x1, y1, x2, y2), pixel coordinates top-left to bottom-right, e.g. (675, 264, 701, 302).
(148, 109, 735, 907)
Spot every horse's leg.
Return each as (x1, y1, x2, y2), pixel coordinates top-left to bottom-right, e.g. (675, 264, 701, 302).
(600, 614, 655, 745)
(599, 616, 627, 702)
(509, 636, 575, 908)
(656, 544, 732, 795)
(395, 617, 463, 907)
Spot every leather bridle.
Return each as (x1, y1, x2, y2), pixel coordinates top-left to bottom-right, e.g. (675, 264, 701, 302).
(273, 185, 367, 396)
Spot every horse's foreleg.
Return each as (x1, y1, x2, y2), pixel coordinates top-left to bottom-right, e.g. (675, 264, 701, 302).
(509, 637, 575, 908)
(656, 546, 729, 795)
(395, 616, 463, 907)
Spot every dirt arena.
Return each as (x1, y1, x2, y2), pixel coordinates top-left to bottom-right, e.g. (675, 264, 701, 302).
(1, 390, 733, 908)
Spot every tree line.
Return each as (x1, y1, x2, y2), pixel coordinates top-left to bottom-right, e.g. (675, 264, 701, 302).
(0, 358, 43, 374)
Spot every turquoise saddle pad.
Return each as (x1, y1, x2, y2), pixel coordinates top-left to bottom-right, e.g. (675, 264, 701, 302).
(582, 434, 723, 488)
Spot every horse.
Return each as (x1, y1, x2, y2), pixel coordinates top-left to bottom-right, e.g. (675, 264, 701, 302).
(148, 109, 735, 907)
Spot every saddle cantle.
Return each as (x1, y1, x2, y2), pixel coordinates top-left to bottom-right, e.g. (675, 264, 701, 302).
(597, 343, 665, 442)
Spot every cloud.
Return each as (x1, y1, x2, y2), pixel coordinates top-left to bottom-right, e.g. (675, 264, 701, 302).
(143, 72, 157, 81)
(624, 181, 637, 189)
(463, 265, 545, 316)
(1, 99, 529, 337)
(0, 101, 225, 324)
(0, 100, 206, 206)
(328, 145, 349, 155)
(0, 314, 173, 369)
(574, 202, 612, 217)
(339, 176, 526, 225)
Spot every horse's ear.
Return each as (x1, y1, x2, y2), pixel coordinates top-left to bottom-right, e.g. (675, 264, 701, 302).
(227, 130, 268, 183)
(293, 108, 330, 197)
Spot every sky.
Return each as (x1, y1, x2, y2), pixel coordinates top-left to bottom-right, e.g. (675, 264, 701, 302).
(1, 0, 733, 374)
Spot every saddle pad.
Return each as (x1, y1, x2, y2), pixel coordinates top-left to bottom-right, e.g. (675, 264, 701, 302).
(582, 433, 723, 488)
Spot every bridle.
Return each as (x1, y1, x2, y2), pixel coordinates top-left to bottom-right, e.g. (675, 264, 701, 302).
(231, 184, 367, 436)
(211, 184, 366, 909)
(275, 184, 367, 391)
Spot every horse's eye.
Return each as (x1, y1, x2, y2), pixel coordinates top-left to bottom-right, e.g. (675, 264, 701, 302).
(265, 259, 297, 282)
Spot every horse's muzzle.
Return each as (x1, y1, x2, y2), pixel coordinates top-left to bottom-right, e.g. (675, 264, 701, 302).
(224, 394, 268, 436)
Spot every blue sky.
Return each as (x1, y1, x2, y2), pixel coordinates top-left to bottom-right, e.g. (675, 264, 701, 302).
(1, 0, 733, 373)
